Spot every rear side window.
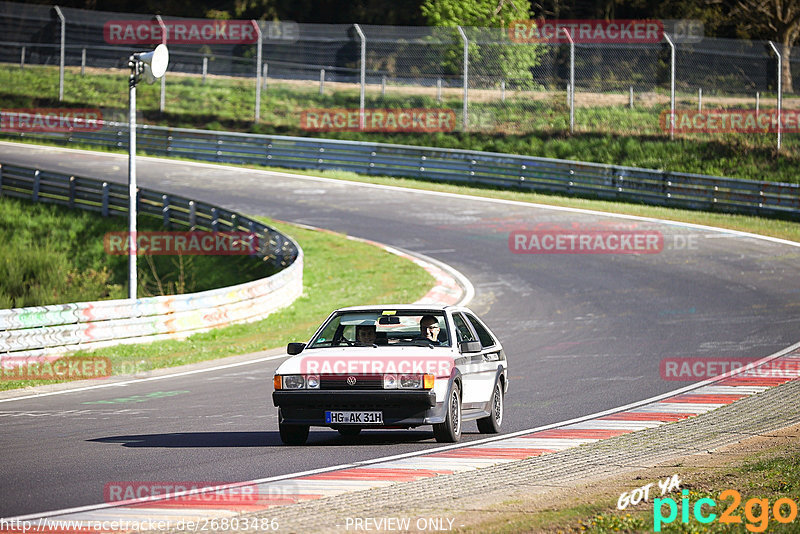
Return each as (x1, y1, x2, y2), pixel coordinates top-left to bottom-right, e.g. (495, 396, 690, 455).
(452, 314, 476, 343)
(465, 313, 496, 348)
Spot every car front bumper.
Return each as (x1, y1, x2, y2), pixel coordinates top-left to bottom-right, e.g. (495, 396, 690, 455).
(273, 389, 444, 427)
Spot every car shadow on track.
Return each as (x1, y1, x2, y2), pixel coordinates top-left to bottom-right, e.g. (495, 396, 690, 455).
(87, 430, 445, 448)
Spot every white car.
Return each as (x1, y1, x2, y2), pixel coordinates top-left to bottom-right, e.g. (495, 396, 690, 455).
(272, 304, 508, 445)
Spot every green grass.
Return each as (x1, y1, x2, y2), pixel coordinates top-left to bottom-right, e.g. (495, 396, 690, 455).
(453, 445, 800, 533)
(0, 196, 271, 308)
(1, 64, 799, 183)
(0, 216, 435, 391)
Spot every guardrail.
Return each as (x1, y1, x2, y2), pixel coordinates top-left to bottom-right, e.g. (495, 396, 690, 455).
(0, 162, 302, 361)
(4, 123, 799, 220)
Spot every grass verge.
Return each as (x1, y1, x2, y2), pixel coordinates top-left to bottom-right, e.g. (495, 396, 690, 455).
(451, 424, 800, 533)
(0, 217, 435, 391)
(1, 64, 799, 183)
(0, 196, 272, 308)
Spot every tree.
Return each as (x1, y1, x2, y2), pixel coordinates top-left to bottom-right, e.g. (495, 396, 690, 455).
(421, 0, 543, 88)
(732, 0, 800, 93)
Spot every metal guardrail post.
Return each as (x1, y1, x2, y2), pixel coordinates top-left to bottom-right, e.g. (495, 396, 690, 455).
(664, 32, 675, 140)
(457, 26, 468, 131)
(354, 24, 366, 130)
(53, 6, 65, 101)
(768, 41, 782, 152)
(252, 20, 262, 122)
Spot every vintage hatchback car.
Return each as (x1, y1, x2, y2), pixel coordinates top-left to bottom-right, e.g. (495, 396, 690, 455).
(272, 304, 508, 445)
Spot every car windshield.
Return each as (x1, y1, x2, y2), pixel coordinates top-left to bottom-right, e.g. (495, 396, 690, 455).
(308, 310, 451, 348)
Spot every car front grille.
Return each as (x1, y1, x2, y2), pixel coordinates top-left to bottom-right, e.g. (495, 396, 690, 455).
(320, 374, 382, 390)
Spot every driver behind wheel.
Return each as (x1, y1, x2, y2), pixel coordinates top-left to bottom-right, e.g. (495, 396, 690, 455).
(355, 324, 377, 345)
(419, 315, 443, 345)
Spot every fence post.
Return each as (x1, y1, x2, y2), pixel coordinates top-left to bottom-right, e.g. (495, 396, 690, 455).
(501, 80, 505, 102)
(561, 27, 574, 134)
(155, 15, 167, 113)
(20, 46, 25, 69)
(252, 20, 262, 121)
(263, 63, 268, 90)
(756, 91, 760, 116)
(319, 69, 325, 95)
(629, 86, 633, 108)
(664, 32, 675, 140)
(698, 88, 702, 111)
(382, 75, 386, 97)
(69, 175, 75, 208)
(457, 26, 469, 131)
(202, 56, 207, 84)
(81, 48, 86, 76)
(768, 41, 782, 152)
(0, 164, 3, 196)
(437, 78, 442, 102)
(54, 6, 65, 101)
(354, 24, 366, 130)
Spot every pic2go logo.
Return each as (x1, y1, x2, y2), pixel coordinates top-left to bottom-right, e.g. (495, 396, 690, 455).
(654, 489, 799, 532)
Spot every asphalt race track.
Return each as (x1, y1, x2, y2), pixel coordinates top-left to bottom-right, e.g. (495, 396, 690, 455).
(1, 142, 799, 518)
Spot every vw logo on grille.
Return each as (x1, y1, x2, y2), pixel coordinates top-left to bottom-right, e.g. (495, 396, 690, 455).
(346, 376, 357, 386)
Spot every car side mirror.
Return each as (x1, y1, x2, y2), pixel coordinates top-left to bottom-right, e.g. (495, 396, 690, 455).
(287, 342, 306, 355)
(459, 341, 481, 353)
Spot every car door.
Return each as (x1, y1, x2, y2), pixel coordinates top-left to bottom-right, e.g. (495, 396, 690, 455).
(462, 312, 504, 405)
(452, 312, 492, 407)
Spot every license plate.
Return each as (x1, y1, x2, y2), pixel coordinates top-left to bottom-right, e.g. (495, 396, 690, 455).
(325, 411, 383, 424)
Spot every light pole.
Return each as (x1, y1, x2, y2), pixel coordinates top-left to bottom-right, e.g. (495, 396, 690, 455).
(127, 44, 168, 300)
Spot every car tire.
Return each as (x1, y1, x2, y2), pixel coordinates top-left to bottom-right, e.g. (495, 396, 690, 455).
(477, 380, 503, 434)
(336, 427, 362, 437)
(279, 422, 309, 445)
(433, 382, 462, 443)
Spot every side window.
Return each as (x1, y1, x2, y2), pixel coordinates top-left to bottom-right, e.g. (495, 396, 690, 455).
(452, 314, 476, 343)
(465, 314, 496, 348)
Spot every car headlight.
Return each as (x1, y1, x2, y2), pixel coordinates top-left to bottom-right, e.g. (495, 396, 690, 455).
(383, 374, 397, 389)
(399, 374, 422, 389)
(382, 374, 434, 389)
(282, 375, 305, 390)
(306, 374, 320, 389)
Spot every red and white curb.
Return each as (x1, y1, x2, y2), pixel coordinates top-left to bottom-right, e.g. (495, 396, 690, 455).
(6, 344, 799, 531)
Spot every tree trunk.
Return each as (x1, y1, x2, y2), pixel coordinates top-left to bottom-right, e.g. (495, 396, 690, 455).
(781, 39, 794, 94)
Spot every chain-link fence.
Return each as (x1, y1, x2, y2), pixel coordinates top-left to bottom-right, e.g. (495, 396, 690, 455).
(0, 1, 798, 151)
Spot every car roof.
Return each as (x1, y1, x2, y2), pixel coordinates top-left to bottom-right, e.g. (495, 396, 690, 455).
(334, 304, 455, 313)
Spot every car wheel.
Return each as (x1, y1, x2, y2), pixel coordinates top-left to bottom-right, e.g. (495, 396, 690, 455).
(279, 422, 309, 445)
(477, 380, 503, 434)
(336, 427, 362, 437)
(433, 382, 462, 443)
